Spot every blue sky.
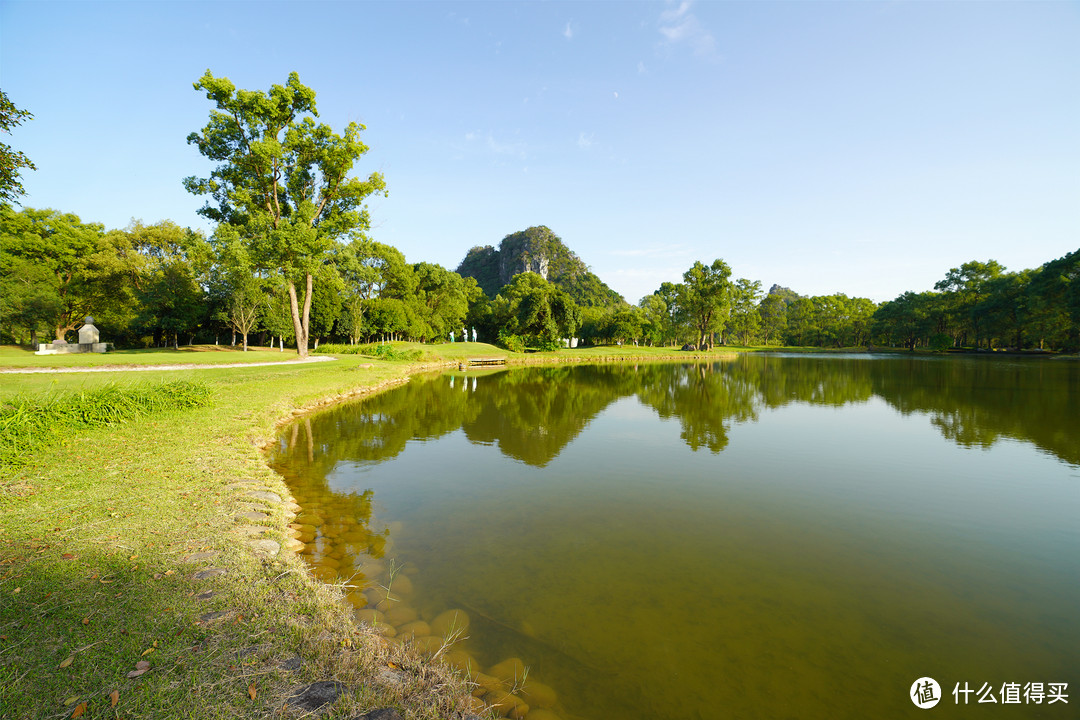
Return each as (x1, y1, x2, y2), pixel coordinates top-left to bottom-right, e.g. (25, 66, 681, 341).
(3, 0, 1078, 303)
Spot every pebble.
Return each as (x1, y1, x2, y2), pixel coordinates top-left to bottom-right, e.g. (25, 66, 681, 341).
(235, 511, 270, 522)
(192, 568, 227, 580)
(182, 551, 217, 563)
(247, 490, 282, 503)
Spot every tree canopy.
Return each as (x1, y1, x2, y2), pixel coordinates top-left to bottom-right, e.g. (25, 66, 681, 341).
(184, 70, 386, 356)
(0, 90, 36, 202)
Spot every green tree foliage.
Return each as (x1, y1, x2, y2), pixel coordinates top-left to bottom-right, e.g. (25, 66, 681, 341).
(410, 262, 471, 342)
(0, 91, 36, 202)
(729, 278, 763, 346)
(184, 70, 386, 356)
(493, 272, 581, 349)
(638, 294, 669, 347)
(679, 259, 732, 350)
(757, 292, 788, 346)
(0, 205, 140, 342)
(934, 260, 1005, 349)
(123, 220, 210, 347)
(207, 226, 265, 350)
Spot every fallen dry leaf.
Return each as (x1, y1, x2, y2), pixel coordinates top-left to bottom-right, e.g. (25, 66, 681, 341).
(59, 655, 74, 669)
(127, 660, 150, 678)
(70, 702, 87, 718)
(140, 647, 154, 657)
(109, 689, 119, 707)
(248, 681, 257, 700)
(63, 695, 79, 706)
(81, 615, 90, 625)
(61, 553, 75, 560)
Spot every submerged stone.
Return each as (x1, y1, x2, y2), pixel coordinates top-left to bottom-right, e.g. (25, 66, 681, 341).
(395, 620, 430, 639)
(431, 608, 470, 638)
(520, 679, 558, 709)
(353, 608, 384, 625)
(488, 657, 527, 684)
(483, 689, 528, 719)
(383, 606, 418, 626)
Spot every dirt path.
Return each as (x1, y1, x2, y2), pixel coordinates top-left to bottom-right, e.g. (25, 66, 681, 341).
(0, 355, 337, 374)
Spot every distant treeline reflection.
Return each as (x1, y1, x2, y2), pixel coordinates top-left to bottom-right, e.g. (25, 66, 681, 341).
(270, 357, 1078, 473)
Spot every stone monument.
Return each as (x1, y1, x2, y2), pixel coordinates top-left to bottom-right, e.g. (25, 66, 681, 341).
(36, 317, 108, 355)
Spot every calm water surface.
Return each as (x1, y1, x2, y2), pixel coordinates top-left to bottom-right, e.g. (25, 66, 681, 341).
(268, 355, 1079, 719)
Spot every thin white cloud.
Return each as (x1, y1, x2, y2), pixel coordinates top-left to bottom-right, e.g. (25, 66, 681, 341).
(464, 131, 527, 159)
(563, 21, 574, 40)
(658, 0, 716, 59)
(637, 60, 647, 75)
(577, 132, 594, 149)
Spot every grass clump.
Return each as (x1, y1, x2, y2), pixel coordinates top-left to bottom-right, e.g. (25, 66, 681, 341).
(315, 343, 425, 361)
(0, 380, 212, 467)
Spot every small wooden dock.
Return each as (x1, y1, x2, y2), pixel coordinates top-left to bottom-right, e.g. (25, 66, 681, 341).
(464, 357, 506, 367)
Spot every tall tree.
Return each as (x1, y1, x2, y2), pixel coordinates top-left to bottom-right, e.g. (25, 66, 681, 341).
(125, 220, 210, 347)
(679, 259, 732, 350)
(758, 292, 788, 346)
(184, 70, 386, 357)
(729, 278, 763, 346)
(934, 260, 1005, 349)
(0, 91, 36, 202)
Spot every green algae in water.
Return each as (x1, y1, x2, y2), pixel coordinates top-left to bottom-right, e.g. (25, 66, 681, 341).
(269, 356, 1080, 719)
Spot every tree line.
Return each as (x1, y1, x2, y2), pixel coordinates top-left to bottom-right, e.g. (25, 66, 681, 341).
(1, 77, 1076, 353)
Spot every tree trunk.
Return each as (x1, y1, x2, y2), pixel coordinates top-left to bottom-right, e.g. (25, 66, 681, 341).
(242, 332, 248, 352)
(286, 274, 312, 357)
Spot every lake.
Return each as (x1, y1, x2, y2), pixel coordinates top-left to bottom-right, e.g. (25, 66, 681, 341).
(268, 354, 1079, 719)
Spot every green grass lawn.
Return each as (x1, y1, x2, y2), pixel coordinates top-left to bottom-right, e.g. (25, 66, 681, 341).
(0, 350, 482, 720)
(0, 344, 323, 368)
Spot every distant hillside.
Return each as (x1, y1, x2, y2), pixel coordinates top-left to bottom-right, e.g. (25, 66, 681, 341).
(456, 226, 625, 307)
